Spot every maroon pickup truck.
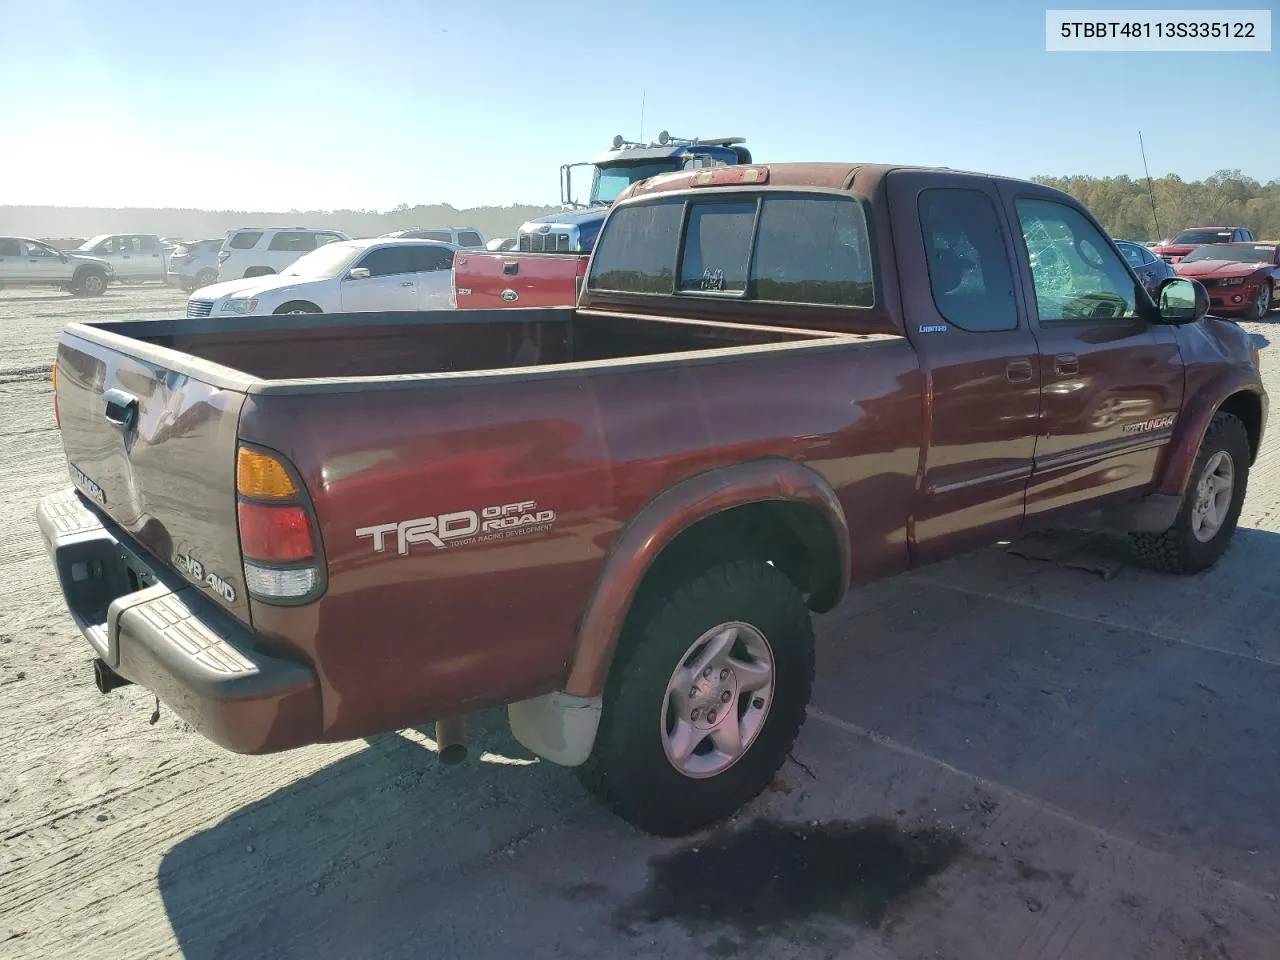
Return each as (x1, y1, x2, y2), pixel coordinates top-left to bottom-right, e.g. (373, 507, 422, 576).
(39, 162, 1266, 837)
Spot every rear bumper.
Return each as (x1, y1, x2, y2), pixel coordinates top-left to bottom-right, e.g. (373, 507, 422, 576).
(36, 488, 322, 754)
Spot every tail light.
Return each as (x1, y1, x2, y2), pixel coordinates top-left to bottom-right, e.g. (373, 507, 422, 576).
(218, 250, 230, 263)
(235, 445, 325, 603)
(51, 362, 60, 427)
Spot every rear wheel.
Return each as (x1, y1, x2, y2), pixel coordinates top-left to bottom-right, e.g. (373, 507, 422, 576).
(577, 559, 815, 836)
(273, 301, 321, 315)
(243, 266, 276, 279)
(71, 269, 108, 297)
(193, 268, 218, 290)
(1130, 412, 1250, 573)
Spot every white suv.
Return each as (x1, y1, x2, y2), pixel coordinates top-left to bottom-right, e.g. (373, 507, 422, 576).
(380, 226, 485, 249)
(216, 227, 349, 281)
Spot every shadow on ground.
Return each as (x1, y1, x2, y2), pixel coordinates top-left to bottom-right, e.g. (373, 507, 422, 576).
(156, 527, 1280, 960)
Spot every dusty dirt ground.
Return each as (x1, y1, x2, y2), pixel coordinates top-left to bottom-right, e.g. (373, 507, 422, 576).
(2, 285, 1280, 960)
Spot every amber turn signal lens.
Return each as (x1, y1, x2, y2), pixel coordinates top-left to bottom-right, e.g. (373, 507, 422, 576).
(237, 447, 297, 498)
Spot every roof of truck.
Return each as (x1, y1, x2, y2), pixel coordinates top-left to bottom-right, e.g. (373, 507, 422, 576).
(616, 162, 1034, 203)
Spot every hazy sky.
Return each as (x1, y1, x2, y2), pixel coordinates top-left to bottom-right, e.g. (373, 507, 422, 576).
(2, 0, 1275, 212)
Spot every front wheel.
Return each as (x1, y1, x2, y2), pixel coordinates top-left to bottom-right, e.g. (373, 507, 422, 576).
(577, 559, 815, 837)
(1130, 412, 1250, 574)
(71, 270, 108, 297)
(272, 301, 322, 315)
(1244, 282, 1273, 321)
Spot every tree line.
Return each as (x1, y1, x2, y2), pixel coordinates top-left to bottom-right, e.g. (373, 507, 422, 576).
(6, 169, 1278, 247)
(1033, 169, 1280, 243)
(0, 202, 562, 246)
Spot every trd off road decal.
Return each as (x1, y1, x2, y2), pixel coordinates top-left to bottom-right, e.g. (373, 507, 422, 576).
(356, 499, 557, 555)
(1122, 413, 1176, 434)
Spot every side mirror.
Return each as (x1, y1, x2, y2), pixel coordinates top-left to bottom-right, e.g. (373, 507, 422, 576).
(60, 255, 68, 263)
(1155, 276, 1208, 324)
(347, 267, 371, 280)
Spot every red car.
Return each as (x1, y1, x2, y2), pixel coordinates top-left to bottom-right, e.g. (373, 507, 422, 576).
(1152, 226, 1256, 264)
(1175, 243, 1279, 320)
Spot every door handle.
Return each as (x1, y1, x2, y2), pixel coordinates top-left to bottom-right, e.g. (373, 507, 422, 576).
(103, 388, 139, 430)
(1005, 358, 1033, 383)
(400, 281, 414, 287)
(1055, 352, 1080, 376)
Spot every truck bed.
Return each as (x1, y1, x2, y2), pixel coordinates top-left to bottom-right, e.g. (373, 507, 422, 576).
(84, 308, 848, 383)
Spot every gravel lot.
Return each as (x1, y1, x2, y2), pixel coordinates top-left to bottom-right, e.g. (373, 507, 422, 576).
(3, 286, 1280, 960)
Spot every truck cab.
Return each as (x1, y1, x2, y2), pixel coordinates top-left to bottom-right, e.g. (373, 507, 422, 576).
(516, 131, 752, 255)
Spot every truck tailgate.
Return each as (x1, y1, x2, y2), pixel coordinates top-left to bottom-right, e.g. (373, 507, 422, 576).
(55, 330, 252, 626)
(453, 250, 588, 309)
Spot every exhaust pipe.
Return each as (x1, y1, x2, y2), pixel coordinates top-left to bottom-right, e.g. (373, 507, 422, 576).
(435, 715, 468, 764)
(93, 658, 131, 694)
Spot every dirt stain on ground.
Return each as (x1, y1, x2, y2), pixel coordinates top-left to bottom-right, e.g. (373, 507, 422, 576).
(617, 816, 965, 938)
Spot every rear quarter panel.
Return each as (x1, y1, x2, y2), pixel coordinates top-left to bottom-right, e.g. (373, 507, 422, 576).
(239, 339, 923, 741)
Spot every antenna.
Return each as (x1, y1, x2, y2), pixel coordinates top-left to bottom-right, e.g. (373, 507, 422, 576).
(639, 88, 645, 143)
(1138, 130, 1163, 242)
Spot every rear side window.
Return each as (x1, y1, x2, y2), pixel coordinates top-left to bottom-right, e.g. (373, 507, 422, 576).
(588, 199, 683, 294)
(752, 195, 873, 306)
(356, 246, 413, 276)
(457, 231, 483, 248)
(314, 232, 344, 247)
(268, 231, 317, 252)
(0, 239, 21, 256)
(679, 200, 755, 294)
(405, 246, 454, 272)
(918, 188, 1017, 331)
(229, 231, 262, 249)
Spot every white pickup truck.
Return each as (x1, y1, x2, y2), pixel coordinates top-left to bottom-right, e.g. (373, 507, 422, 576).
(0, 237, 114, 296)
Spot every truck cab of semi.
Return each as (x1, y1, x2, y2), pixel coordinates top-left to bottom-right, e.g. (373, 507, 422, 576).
(516, 131, 751, 255)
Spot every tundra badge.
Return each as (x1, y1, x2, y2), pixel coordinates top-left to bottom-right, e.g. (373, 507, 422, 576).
(68, 462, 106, 505)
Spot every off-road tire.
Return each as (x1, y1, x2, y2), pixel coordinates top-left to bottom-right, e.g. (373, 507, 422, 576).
(577, 559, 815, 837)
(1130, 412, 1250, 574)
(71, 269, 108, 297)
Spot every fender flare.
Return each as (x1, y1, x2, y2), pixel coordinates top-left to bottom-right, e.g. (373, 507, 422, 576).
(562, 457, 850, 698)
(1157, 374, 1265, 500)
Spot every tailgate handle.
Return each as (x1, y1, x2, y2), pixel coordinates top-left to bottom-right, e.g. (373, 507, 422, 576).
(503, 260, 519, 275)
(103, 389, 139, 430)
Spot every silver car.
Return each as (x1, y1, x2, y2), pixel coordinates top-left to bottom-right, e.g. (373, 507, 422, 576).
(166, 238, 224, 292)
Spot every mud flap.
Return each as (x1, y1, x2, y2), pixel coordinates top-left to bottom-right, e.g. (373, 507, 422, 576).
(508, 692, 602, 767)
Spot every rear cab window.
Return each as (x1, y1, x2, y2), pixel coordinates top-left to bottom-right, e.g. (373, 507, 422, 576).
(588, 191, 875, 308)
(268, 231, 317, 252)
